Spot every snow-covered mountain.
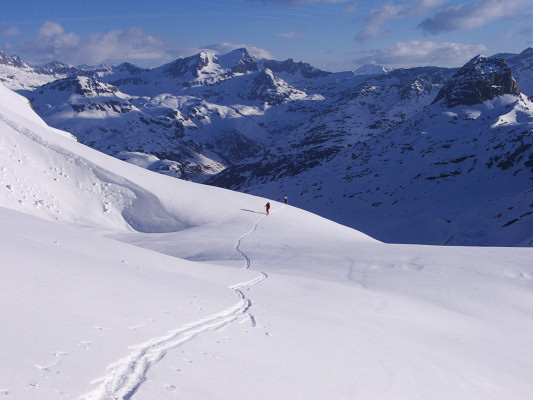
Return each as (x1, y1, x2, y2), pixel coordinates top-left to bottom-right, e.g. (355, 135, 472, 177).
(2, 80, 533, 400)
(209, 55, 533, 246)
(2, 47, 532, 246)
(354, 63, 393, 76)
(0, 51, 61, 90)
(0, 51, 112, 91)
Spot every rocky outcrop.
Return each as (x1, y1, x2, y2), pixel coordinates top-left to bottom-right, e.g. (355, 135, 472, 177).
(161, 52, 212, 79)
(223, 48, 259, 74)
(263, 58, 330, 79)
(432, 56, 520, 108)
(247, 69, 306, 105)
(0, 51, 29, 69)
(32, 76, 120, 97)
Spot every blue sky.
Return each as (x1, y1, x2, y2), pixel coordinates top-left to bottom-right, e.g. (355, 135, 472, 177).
(1, 0, 532, 71)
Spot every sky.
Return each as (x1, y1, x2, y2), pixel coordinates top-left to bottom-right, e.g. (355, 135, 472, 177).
(1, 0, 532, 72)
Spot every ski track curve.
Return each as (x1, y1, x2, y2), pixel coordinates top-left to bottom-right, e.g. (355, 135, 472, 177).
(78, 208, 277, 400)
(234, 215, 265, 269)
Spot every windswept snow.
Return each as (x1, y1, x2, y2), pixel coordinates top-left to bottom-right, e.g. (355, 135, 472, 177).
(1, 83, 533, 399)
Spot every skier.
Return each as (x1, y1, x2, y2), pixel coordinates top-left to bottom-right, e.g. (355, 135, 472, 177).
(265, 202, 271, 215)
(284, 195, 288, 204)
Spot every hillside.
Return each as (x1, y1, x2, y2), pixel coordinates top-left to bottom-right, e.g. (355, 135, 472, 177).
(2, 83, 533, 399)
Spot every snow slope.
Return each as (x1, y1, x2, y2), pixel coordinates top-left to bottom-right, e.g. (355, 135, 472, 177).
(1, 83, 533, 399)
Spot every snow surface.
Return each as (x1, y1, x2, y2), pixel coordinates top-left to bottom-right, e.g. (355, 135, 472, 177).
(1, 83, 533, 399)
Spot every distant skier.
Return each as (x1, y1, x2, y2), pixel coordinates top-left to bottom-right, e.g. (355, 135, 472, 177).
(265, 202, 271, 215)
(284, 195, 288, 204)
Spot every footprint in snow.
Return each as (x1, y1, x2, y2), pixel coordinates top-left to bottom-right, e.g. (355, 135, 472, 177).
(93, 325, 111, 331)
(519, 271, 533, 280)
(35, 351, 67, 370)
(78, 341, 91, 350)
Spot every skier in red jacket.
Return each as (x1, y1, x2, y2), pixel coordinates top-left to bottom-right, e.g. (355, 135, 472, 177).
(265, 202, 270, 215)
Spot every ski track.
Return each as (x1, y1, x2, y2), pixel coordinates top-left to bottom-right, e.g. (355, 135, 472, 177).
(234, 215, 265, 269)
(78, 209, 276, 400)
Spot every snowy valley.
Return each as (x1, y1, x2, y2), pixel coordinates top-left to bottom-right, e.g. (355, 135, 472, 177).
(2, 47, 532, 246)
(1, 64, 533, 400)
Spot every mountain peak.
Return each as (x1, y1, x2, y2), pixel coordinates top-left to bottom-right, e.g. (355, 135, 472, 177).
(114, 62, 148, 75)
(262, 57, 329, 79)
(520, 47, 533, 57)
(354, 64, 392, 76)
(217, 48, 258, 74)
(0, 51, 30, 69)
(247, 68, 306, 105)
(34, 60, 76, 76)
(160, 52, 215, 79)
(432, 55, 520, 107)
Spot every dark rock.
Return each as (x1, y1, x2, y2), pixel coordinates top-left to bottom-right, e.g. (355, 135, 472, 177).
(432, 56, 520, 107)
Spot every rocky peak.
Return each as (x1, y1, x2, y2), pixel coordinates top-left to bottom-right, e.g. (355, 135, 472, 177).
(519, 47, 533, 57)
(113, 62, 148, 76)
(432, 55, 520, 108)
(354, 64, 391, 76)
(161, 52, 213, 79)
(34, 61, 75, 76)
(0, 51, 30, 69)
(254, 68, 276, 86)
(217, 48, 259, 74)
(247, 68, 305, 105)
(263, 58, 329, 79)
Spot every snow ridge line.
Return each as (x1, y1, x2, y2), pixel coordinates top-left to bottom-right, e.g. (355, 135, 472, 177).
(78, 211, 272, 400)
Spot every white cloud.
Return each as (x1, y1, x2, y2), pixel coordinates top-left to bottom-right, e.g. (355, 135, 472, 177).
(419, 0, 530, 35)
(353, 40, 487, 68)
(277, 31, 303, 38)
(17, 22, 171, 66)
(356, 3, 406, 41)
(2, 26, 22, 37)
(339, 2, 358, 17)
(356, 0, 447, 41)
(3, 41, 14, 50)
(12, 22, 276, 67)
(38, 21, 64, 38)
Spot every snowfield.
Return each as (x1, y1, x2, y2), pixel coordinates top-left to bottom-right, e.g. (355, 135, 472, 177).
(1, 82, 533, 399)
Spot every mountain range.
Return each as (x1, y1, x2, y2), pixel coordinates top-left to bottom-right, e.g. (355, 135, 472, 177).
(1, 47, 531, 246)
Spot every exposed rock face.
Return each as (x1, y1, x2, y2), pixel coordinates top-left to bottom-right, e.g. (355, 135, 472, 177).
(34, 61, 76, 76)
(263, 58, 330, 79)
(495, 47, 533, 95)
(226, 48, 259, 74)
(161, 52, 212, 79)
(0, 51, 29, 69)
(34, 75, 119, 97)
(432, 56, 520, 107)
(112, 62, 149, 76)
(247, 69, 305, 105)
